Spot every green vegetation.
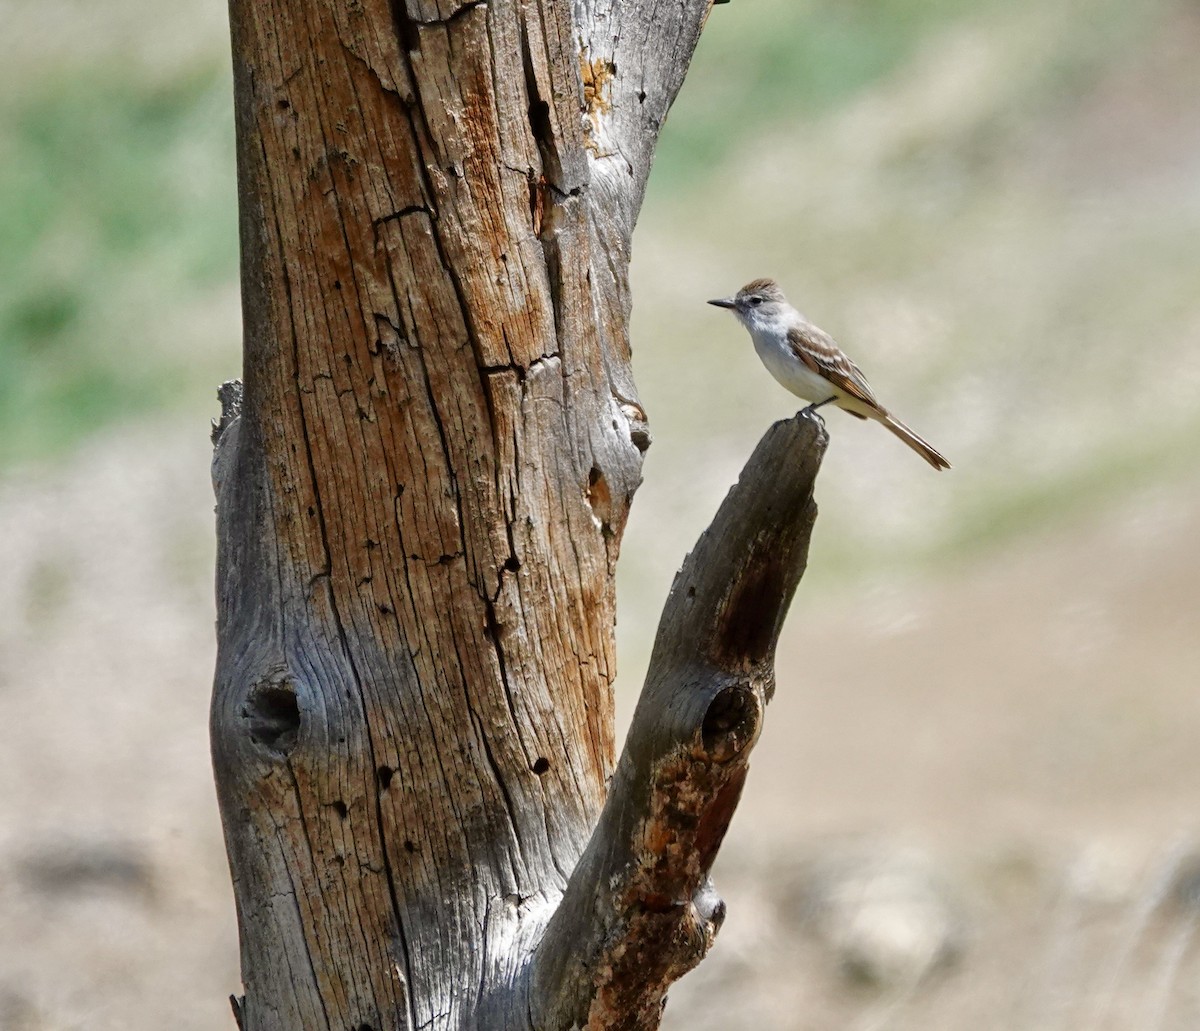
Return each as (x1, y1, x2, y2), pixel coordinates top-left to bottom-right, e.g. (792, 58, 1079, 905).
(0, 61, 237, 466)
(657, 0, 1004, 185)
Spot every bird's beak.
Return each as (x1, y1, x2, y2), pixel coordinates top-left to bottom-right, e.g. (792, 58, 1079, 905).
(707, 297, 737, 309)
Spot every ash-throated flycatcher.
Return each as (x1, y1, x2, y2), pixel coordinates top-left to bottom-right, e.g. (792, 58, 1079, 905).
(709, 278, 950, 470)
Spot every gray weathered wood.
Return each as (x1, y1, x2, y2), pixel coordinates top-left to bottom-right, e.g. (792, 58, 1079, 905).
(211, 0, 822, 1028)
(532, 414, 825, 1029)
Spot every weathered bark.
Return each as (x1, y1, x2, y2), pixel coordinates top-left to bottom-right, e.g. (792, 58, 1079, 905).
(210, 0, 823, 1028)
(531, 414, 824, 1029)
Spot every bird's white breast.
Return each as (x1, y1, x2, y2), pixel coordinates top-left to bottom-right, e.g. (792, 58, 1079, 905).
(747, 324, 837, 405)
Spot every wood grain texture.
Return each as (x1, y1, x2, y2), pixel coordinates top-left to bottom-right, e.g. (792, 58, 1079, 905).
(532, 414, 825, 1030)
(211, 1, 814, 1028)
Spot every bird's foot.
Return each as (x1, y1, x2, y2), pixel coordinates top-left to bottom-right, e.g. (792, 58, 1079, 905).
(799, 396, 837, 419)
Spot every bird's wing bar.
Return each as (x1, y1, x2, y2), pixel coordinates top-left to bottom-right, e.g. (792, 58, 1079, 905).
(786, 324, 882, 413)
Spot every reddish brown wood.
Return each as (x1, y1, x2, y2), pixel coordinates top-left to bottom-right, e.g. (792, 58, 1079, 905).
(211, 1, 822, 1028)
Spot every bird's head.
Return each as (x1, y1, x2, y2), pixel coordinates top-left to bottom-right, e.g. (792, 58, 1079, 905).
(707, 277, 790, 331)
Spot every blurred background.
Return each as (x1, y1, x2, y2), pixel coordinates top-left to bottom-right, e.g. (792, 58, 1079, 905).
(2, 0, 1198, 1027)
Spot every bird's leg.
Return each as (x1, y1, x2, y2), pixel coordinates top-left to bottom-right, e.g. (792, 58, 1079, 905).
(799, 396, 837, 417)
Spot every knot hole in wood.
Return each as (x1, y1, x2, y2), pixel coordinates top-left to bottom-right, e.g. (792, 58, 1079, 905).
(699, 684, 761, 763)
(244, 678, 301, 755)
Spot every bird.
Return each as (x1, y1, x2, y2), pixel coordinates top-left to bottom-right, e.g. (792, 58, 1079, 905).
(708, 278, 950, 470)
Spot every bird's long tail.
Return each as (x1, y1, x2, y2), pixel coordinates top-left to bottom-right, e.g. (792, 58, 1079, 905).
(878, 412, 951, 470)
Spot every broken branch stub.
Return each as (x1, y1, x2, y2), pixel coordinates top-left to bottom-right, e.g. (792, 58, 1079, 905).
(532, 412, 827, 1030)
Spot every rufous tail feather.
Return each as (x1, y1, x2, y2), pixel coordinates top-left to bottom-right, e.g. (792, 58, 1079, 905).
(879, 413, 951, 471)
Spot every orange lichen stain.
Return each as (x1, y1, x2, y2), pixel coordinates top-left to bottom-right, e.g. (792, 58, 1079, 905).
(580, 54, 615, 119)
(585, 466, 612, 526)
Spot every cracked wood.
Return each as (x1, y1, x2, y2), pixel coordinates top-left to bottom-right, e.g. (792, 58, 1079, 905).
(213, 0, 729, 1029)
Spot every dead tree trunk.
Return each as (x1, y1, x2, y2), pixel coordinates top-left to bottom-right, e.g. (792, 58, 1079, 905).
(210, 1, 826, 1028)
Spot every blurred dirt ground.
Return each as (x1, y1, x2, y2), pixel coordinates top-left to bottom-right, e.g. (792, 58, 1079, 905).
(666, 472, 1200, 1030)
(1, 423, 1198, 1030)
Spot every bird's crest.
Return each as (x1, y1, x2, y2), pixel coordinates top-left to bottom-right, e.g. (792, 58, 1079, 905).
(739, 278, 787, 303)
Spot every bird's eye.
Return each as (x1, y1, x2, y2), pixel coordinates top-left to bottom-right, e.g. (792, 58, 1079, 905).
(747, 295, 763, 307)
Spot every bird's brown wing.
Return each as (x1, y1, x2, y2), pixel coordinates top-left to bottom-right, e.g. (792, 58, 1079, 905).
(786, 323, 882, 417)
